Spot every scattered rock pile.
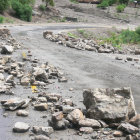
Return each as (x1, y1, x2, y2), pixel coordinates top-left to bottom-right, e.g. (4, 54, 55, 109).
(43, 31, 139, 55)
(0, 28, 139, 140)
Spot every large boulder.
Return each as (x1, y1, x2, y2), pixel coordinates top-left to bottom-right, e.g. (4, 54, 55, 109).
(83, 87, 136, 123)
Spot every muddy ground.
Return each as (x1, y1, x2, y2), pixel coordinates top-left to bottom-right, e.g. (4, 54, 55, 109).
(0, 23, 139, 140)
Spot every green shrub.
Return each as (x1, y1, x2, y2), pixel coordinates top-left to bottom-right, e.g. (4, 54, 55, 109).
(0, 16, 4, 23)
(102, 27, 140, 48)
(116, 4, 126, 13)
(119, 0, 129, 4)
(108, 0, 117, 6)
(12, 0, 32, 22)
(135, 26, 140, 35)
(97, 0, 109, 9)
(0, 0, 10, 13)
(42, 0, 55, 7)
(39, 4, 46, 11)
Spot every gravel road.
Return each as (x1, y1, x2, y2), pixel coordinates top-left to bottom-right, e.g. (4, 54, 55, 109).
(0, 23, 140, 140)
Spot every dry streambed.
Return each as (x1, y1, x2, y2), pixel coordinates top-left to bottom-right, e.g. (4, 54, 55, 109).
(0, 28, 139, 140)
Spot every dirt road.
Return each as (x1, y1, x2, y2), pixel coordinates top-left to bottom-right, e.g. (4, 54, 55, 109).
(0, 23, 140, 140)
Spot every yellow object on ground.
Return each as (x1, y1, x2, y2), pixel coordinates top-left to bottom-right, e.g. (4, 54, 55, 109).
(31, 85, 37, 93)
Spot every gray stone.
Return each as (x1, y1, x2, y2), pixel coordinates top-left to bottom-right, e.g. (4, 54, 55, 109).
(32, 126, 54, 136)
(129, 114, 140, 127)
(79, 118, 101, 128)
(34, 103, 48, 111)
(118, 122, 139, 134)
(113, 130, 123, 137)
(13, 122, 30, 133)
(1, 98, 26, 111)
(16, 110, 29, 117)
(79, 127, 93, 134)
(1, 45, 13, 54)
(67, 109, 84, 124)
(32, 135, 50, 140)
(83, 87, 136, 122)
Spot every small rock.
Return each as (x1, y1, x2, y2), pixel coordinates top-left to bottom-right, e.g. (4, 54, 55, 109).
(79, 118, 101, 128)
(126, 135, 133, 140)
(126, 57, 133, 61)
(91, 132, 98, 139)
(13, 122, 30, 133)
(52, 111, 64, 122)
(62, 105, 74, 114)
(80, 127, 93, 134)
(58, 77, 68, 82)
(1, 98, 26, 111)
(129, 114, 140, 127)
(113, 130, 123, 137)
(63, 99, 73, 106)
(16, 110, 29, 117)
(118, 122, 139, 134)
(115, 56, 123, 60)
(37, 97, 47, 103)
(32, 135, 50, 140)
(34, 103, 48, 111)
(32, 126, 54, 136)
(67, 109, 84, 124)
(1, 45, 13, 54)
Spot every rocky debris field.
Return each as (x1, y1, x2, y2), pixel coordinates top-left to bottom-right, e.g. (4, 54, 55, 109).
(43, 31, 140, 55)
(0, 27, 140, 140)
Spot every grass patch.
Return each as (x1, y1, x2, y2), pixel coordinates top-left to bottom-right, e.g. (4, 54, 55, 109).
(0, 16, 4, 23)
(100, 27, 140, 48)
(77, 29, 95, 39)
(67, 32, 77, 38)
(69, 0, 79, 4)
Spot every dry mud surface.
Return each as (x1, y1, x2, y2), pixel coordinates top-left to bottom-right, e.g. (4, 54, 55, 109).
(0, 24, 140, 140)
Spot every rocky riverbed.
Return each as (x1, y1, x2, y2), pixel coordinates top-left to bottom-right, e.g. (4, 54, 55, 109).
(0, 26, 140, 140)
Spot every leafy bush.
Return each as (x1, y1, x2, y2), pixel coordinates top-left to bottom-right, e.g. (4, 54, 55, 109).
(39, 4, 46, 11)
(42, 0, 55, 7)
(97, 0, 109, 9)
(0, 0, 10, 13)
(119, 0, 129, 4)
(108, 0, 117, 6)
(0, 16, 4, 23)
(116, 4, 126, 13)
(12, 0, 32, 22)
(135, 26, 140, 35)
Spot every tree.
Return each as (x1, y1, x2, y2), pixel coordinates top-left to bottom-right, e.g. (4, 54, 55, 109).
(0, 0, 10, 13)
(42, 0, 55, 7)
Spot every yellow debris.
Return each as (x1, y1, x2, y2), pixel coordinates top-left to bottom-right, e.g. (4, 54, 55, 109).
(31, 85, 37, 93)
(22, 52, 26, 59)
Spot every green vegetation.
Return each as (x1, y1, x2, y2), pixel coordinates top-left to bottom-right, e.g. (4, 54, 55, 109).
(97, 0, 130, 9)
(0, 0, 10, 13)
(119, 0, 129, 4)
(101, 27, 140, 48)
(97, 0, 109, 9)
(77, 29, 94, 39)
(11, 0, 32, 22)
(116, 4, 126, 12)
(39, 4, 46, 11)
(0, 16, 4, 23)
(69, 0, 79, 4)
(42, 0, 55, 7)
(67, 32, 77, 38)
